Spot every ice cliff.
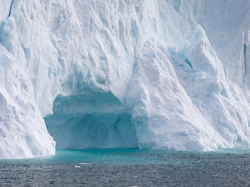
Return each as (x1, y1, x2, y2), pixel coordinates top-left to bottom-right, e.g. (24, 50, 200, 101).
(0, 0, 250, 159)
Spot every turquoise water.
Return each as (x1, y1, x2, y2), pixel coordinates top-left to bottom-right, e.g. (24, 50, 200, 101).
(1, 149, 250, 186)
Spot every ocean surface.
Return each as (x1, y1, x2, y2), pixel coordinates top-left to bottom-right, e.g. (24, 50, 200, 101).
(1, 149, 250, 186)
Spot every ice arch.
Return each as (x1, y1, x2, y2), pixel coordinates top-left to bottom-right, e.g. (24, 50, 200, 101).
(45, 91, 138, 149)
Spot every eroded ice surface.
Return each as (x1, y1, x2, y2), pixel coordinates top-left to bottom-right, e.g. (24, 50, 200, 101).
(0, 0, 250, 158)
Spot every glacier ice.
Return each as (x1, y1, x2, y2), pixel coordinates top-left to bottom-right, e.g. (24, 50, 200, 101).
(0, 0, 250, 159)
(0, 1, 55, 159)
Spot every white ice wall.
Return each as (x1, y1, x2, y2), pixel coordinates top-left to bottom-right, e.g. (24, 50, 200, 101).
(0, 0, 55, 159)
(1, 0, 250, 158)
(0, 0, 12, 23)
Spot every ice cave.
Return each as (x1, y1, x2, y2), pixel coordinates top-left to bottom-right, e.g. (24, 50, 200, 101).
(0, 0, 250, 159)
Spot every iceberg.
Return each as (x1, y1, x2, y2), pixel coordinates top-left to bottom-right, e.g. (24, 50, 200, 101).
(0, 0, 250, 158)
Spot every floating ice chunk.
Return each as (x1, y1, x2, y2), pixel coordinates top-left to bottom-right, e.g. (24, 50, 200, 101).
(80, 163, 92, 165)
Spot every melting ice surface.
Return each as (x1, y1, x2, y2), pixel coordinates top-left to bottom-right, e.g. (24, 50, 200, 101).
(1, 149, 250, 186)
(1, 0, 250, 159)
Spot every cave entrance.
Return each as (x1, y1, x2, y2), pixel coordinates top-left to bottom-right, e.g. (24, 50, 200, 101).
(44, 93, 138, 149)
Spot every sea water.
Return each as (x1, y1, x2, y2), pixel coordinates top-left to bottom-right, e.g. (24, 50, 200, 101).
(1, 149, 250, 186)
